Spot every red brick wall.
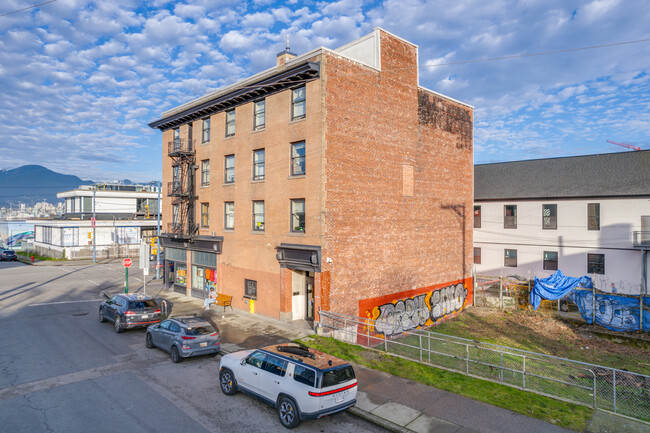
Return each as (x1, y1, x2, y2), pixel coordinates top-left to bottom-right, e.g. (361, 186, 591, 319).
(322, 30, 474, 317)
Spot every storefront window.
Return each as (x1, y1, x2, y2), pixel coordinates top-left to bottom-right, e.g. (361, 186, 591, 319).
(175, 264, 187, 286)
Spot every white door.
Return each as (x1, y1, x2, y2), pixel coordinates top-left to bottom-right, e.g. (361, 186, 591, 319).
(292, 270, 306, 320)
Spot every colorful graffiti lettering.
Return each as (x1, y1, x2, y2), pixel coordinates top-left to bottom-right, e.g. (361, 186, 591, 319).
(367, 280, 470, 337)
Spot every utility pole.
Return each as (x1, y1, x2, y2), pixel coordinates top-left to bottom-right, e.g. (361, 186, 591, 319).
(156, 184, 161, 280)
(92, 188, 96, 263)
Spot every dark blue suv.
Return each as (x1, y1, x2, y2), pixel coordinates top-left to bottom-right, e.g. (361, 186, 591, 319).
(99, 294, 162, 333)
(0, 249, 17, 261)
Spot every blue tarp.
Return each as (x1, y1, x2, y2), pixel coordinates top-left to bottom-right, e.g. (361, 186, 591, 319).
(530, 270, 593, 310)
(571, 290, 650, 332)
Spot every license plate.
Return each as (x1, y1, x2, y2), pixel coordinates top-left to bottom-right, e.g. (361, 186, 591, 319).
(142, 315, 149, 319)
(200, 342, 207, 347)
(335, 393, 343, 403)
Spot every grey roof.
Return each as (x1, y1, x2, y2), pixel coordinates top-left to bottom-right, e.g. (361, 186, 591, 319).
(475, 150, 650, 200)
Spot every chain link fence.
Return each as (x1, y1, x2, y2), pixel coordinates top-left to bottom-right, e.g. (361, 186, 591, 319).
(318, 309, 650, 422)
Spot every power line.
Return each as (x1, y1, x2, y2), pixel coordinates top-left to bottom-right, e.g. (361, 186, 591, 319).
(0, 0, 58, 17)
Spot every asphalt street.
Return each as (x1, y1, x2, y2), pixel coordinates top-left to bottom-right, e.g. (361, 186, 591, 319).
(0, 260, 386, 433)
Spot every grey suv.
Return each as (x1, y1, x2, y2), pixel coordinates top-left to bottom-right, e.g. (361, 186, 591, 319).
(146, 317, 220, 363)
(99, 294, 161, 333)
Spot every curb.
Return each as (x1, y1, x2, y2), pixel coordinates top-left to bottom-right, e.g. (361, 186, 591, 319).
(348, 407, 415, 433)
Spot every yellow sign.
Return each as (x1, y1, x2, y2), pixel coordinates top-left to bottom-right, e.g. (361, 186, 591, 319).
(249, 299, 254, 314)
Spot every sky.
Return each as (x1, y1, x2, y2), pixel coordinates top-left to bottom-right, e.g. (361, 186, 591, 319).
(0, 0, 648, 182)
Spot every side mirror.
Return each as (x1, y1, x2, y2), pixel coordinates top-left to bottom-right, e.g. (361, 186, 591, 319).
(240, 359, 247, 366)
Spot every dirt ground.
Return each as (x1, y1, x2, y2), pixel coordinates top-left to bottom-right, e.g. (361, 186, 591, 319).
(432, 306, 650, 375)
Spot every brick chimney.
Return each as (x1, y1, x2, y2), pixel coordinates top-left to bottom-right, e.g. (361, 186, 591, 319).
(277, 34, 297, 69)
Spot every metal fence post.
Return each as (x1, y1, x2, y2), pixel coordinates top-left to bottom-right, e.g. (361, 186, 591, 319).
(366, 320, 370, 347)
(466, 344, 469, 374)
(640, 294, 644, 331)
(428, 333, 431, 364)
(500, 348, 504, 382)
(523, 356, 526, 389)
(592, 287, 596, 324)
(592, 370, 597, 408)
(500, 274, 504, 310)
(384, 333, 387, 352)
(419, 335, 422, 362)
(613, 370, 617, 413)
(344, 319, 347, 341)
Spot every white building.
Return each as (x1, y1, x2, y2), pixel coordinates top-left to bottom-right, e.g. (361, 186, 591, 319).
(29, 184, 161, 260)
(473, 151, 650, 295)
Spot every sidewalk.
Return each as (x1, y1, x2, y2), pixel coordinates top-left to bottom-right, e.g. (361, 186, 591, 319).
(109, 280, 648, 433)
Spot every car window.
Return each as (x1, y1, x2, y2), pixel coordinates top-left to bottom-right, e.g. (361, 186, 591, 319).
(246, 351, 266, 369)
(264, 355, 288, 377)
(109, 296, 118, 305)
(159, 320, 171, 330)
(321, 365, 356, 388)
(128, 299, 157, 309)
(185, 325, 215, 336)
(293, 365, 316, 387)
(169, 322, 181, 333)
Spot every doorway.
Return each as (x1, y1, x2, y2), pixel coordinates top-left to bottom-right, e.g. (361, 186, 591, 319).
(291, 270, 314, 321)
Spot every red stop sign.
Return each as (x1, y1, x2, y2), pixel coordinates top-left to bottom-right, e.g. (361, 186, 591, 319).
(123, 258, 132, 268)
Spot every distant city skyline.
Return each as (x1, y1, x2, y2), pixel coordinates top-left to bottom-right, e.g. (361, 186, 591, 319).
(1, 0, 649, 181)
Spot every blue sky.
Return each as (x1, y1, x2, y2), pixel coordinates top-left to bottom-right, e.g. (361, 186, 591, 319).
(0, 0, 648, 182)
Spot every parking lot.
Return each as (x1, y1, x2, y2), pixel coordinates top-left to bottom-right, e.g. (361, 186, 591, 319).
(0, 260, 386, 433)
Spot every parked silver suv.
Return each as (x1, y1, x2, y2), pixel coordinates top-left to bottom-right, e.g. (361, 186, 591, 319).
(146, 317, 220, 363)
(219, 343, 357, 429)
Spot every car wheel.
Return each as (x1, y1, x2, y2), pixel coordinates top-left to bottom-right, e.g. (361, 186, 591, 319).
(219, 368, 238, 396)
(170, 346, 181, 363)
(146, 333, 154, 349)
(114, 315, 123, 333)
(98, 308, 106, 323)
(277, 396, 301, 429)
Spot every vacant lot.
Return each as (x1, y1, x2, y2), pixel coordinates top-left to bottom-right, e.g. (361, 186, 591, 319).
(432, 307, 650, 375)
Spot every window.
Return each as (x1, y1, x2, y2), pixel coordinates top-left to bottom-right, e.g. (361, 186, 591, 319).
(588, 203, 600, 230)
(201, 203, 209, 228)
(252, 200, 264, 231)
(292, 86, 306, 119)
(202, 117, 210, 143)
(543, 251, 558, 270)
(473, 206, 481, 228)
(588, 253, 605, 274)
(172, 128, 180, 149)
(83, 197, 92, 212)
(246, 351, 265, 368)
(253, 149, 265, 181)
(244, 278, 257, 299)
(473, 247, 481, 264)
(504, 249, 517, 267)
(264, 355, 288, 377)
(542, 204, 557, 229)
(172, 165, 180, 190)
(225, 109, 235, 137)
(224, 202, 234, 230)
(504, 205, 517, 229)
(293, 365, 316, 387)
(172, 204, 179, 225)
(291, 199, 305, 233)
(224, 154, 234, 183)
(291, 141, 305, 176)
(201, 159, 210, 186)
(253, 99, 265, 130)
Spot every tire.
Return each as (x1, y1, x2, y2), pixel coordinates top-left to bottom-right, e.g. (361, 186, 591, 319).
(146, 333, 154, 349)
(171, 346, 181, 363)
(99, 308, 106, 323)
(277, 396, 301, 429)
(114, 315, 123, 333)
(219, 368, 238, 396)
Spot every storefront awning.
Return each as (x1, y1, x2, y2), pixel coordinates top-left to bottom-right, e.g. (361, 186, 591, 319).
(275, 243, 321, 273)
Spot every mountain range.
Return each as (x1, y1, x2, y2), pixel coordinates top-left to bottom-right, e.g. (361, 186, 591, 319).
(0, 165, 159, 208)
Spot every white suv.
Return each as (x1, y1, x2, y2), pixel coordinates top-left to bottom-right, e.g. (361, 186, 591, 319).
(219, 343, 357, 429)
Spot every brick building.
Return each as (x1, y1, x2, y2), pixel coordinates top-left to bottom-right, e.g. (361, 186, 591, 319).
(149, 28, 474, 331)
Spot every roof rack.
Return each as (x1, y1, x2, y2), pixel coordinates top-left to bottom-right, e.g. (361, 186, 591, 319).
(276, 344, 315, 359)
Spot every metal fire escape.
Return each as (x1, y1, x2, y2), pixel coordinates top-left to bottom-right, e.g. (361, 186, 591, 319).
(167, 137, 198, 240)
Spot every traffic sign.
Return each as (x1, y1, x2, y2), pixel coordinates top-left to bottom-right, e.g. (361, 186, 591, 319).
(123, 258, 132, 268)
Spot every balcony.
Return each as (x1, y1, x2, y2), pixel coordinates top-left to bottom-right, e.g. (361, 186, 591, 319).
(168, 138, 195, 156)
(633, 231, 650, 249)
(166, 222, 199, 239)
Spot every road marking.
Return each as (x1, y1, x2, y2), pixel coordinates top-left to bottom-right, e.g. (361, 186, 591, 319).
(28, 299, 103, 307)
(88, 279, 100, 286)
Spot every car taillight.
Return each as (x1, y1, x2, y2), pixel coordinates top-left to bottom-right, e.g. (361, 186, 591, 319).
(154, 309, 161, 313)
(181, 344, 190, 349)
(308, 382, 357, 397)
(210, 332, 218, 337)
(124, 311, 136, 316)
(181, 336, 196, 340)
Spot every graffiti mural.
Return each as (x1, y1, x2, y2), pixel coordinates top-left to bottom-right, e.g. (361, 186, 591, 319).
(360, 278, 473, 337)
(571, 290, 650, 332)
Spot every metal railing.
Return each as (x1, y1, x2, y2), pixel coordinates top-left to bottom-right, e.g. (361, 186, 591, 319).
(318, 309, 650, 422)
(633, 231, 650, 248)
(167, 138, 194, 155)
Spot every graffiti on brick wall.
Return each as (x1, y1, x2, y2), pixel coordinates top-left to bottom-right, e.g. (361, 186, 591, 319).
(362, 280, 471, 337)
